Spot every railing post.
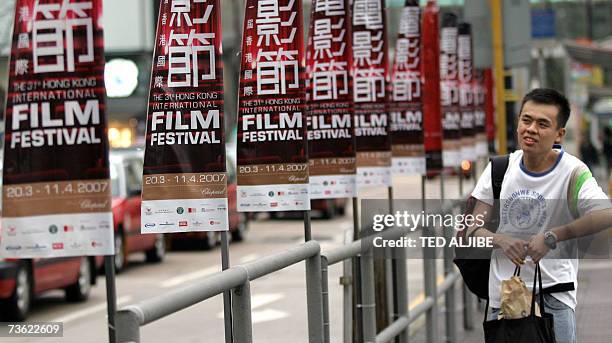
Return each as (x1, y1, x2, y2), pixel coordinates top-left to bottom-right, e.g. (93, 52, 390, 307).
(462, 284, 475, 330)
(116, 307, 142, 343)
(321, 256, 331, 343)
(343, 249, 354, 343)
(395, 248, 409, 343)
(306, 250, 325, 343)
(443, 215, 458, 343)
(232, 278, 253, 343)
(361, 240, 377, 343)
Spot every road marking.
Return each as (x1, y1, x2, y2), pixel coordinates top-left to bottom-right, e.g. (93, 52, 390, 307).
(251, 309, 289, 324)
(52, 295, 132, 324)
(160, 266, 220, 288)
(239, 254, 261, 263)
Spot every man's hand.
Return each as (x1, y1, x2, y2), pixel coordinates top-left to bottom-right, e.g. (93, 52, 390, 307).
(493, 234, 528, 266)
(527, 233, 550, 263)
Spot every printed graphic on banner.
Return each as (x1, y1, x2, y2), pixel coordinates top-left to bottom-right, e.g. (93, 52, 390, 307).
(440, 13, 461, 168)
(390, 0, 425, 176)
(421, 0, 443, 175)
(306, 0, 356, 199)
(352, 0, 391, 188)
(474, 69, 488, 157)
(1, 0, 113, 258)
(142, 0, 228, 233)
(236, 0, 309, 212)
(458, 23, 475, 161)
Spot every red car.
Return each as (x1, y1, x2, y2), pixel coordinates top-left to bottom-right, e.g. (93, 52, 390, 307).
(0, 256, 102, 321)
(110, 149, 165, 272)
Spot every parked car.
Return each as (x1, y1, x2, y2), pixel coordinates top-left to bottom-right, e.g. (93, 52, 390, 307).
(0, 256, 103, 321)
(168, 153, 249, 250)
(110, 149, 165, 272)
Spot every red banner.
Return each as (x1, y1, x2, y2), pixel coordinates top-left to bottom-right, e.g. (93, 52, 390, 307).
(306, 0, 356, 199)
(142, 0, 228, 233)
(1, 0, 112, 258)
(440, 13, 461, 168)
(458, 23, 475, 162)
(473, 69, 488, 157)
(389, 0, 425, 176)
(236, 0, 309, 212)
(421, 0, 443, 175)
(352, 0, 391, 188)
(484, 68, 496, 145)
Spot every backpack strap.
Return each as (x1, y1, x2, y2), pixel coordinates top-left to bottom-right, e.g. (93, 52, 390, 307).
(490, 155, 510, 200)
(567, 164, 592, 219)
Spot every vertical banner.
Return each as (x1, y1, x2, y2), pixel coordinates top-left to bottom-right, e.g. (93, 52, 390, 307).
(484, 68, 496, 149)
(306, 0, 356, 199)
(421, 0, 443, 175)
(439, 13, 461, 168)
(457, 23, 475, 162)
(352, 0, 391, 188)
(236, 0, 309, 212)
(389, 0, 425, 176)
(1, 0, 113, 257)
(142, 0, 228, 233)
(473, 69, 488, 157)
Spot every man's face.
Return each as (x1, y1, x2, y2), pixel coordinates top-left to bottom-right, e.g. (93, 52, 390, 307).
(517, 101, 566, 155)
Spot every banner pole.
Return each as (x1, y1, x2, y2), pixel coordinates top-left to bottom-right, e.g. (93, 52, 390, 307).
(104, 256, 118, 343)
(304, 210, 312, 242)
(220, 232, 233, 343)
(459, 166, 464, 197)
(352, 196, 364, 343)
(388, 185, 400, 342)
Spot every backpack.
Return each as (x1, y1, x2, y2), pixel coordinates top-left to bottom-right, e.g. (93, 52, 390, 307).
(453, 155, 509, 299)
(453, 155, 587, 299)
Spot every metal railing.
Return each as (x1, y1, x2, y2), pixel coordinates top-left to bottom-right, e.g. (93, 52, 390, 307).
(115, 200, 476, 343)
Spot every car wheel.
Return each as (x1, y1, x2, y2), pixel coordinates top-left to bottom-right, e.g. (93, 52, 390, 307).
(322, 200, 335, 219)
(114, 231, 126, 273)
(2, 262, 32, 321)
(65, 257, 92, 302)
(231, 214, 248, 242)
(202, 232, 217, 250)
(145, 234, 165, 263)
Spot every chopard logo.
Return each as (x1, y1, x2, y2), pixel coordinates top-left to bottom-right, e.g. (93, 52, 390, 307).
(80, 200, 108, 210)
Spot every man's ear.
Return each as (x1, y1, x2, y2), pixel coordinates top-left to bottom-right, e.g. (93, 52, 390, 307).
(555, 127, 566, 144)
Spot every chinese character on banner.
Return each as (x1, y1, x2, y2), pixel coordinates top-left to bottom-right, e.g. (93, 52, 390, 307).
(236, 0, 309, 212)
(142, 0, 229, 234)
(440, 12, 461, 168)
(32, 0, 94, 73)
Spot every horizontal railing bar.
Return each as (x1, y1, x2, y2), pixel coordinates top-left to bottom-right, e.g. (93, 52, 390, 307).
(122, 266, 249, 326)
(324, 240, 362, 265)
(408, 296, 435, 323)
(437, 272, 460, 297)
(242, 240, 320, 281)
(375, 316, 410, 343)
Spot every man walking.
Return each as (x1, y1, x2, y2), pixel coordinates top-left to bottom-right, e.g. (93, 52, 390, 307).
(467, 88, 612, 343)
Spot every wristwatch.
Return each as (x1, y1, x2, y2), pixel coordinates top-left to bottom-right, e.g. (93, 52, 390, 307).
(544, 231, 558, 250)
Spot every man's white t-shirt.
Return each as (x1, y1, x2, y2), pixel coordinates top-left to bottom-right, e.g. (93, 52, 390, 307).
(471, 146, 611, 310)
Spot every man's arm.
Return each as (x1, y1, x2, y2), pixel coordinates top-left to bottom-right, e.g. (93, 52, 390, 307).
(468, 199, 528, 266)
(528, 208, 612, 262)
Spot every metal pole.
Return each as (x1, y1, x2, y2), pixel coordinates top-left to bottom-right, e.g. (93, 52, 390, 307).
(220, 232, 233, 343)
(104, 255, 117, 343)
(388, 186, 398, 334)
(322, 257, 331, 343)
(443, 216, 457, 343)
(232, 280, 253, 343)
(306, 251, 325, 343)
(424, 174, 439, 343)
(491, 0, 508, 154)
(463, 284, 475, 330)
(343, 235, 354, 343)
(352, 197, 364, 343)
(361, 245, 377, 343)
(458, 167, 464, 198)
(116, 308, 141, 343)
(305, 210, 312, 241)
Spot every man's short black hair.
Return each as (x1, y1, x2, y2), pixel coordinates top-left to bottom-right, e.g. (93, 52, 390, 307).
(519, 88, 571, 129)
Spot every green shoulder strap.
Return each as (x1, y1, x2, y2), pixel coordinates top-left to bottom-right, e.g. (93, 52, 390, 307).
(567, 165, 592, 219)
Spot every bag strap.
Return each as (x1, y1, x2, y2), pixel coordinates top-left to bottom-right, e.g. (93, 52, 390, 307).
(490, 155, 510, 201)
(530, 263, 547, 316)
(488, 155, 510, 234)
(513, 265, 521, 277)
